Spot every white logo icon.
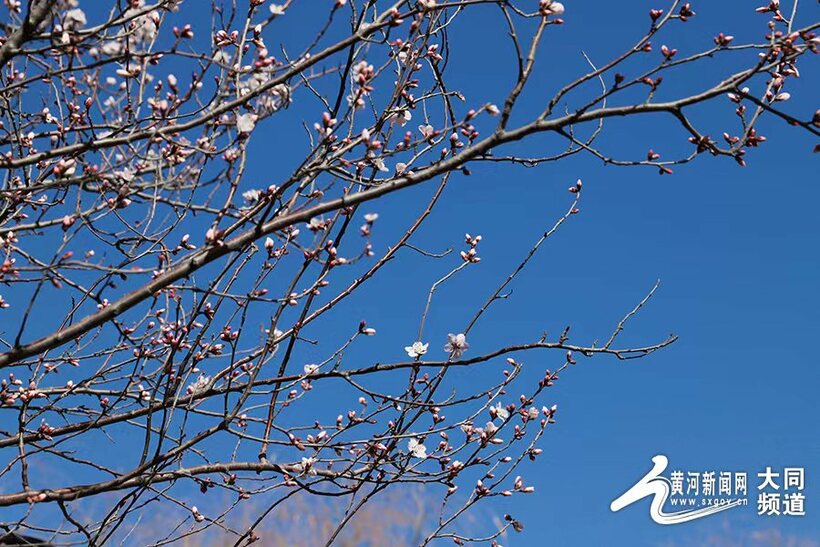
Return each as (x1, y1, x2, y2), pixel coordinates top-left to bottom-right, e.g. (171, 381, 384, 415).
(611, 455, 743, 524)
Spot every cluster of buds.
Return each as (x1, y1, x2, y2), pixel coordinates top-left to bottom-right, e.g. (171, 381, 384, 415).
(171, 22, 194, 39)
(714, 33, 734, 47)
(172, 233, 197, 254)
(475, 479, 491, 497)
(542, 404, 558, 423)
(0, 374, 25, 405)
(454, 121, 478, 149)
(677, 3, 695, 21)
(539, 368, 559, 388)
(755, 0, 783, 19)
(425, 43, 442, 62)
(17, 380, 45, 404)
(314, 111, 337, 137)
(214, 29, 239, 47)
(263, 235, 286, 260)
(136, 383, 152, 401)
(359, 127, 383, 153)
(151, 322, 194, 352)
(219, 325, 239, 342)
(1, 258, 19, 280)
(726, 86, 750, 103)
(766, 89, 791, 103)
(105, 194, 132, 209)
(348, 60, 375, 109)
(688, 134, 718, 155)
(306, 429, 329, 445)
(53, 157, 76, 178)
(38, 420, 57, 440)
(660, 44, 677, 60)
(203, 342, 224, 356)
(513, 475, 536, 494)
(640, 75, 663, 91)
(324, 239, 348, 267)
(461, 233, 482, 263)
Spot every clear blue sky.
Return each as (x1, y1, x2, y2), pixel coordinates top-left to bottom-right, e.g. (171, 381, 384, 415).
(405, 4, 820, 546)
(9, 2, 816, 545)
(260, 2, 817, 545)
(211, 1, 820, 545)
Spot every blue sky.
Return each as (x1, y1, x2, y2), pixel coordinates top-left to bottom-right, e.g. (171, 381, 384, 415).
(4, 1, 817, 545)
(270, 1, 818, 545)
(186, 1, 820, 544)
(415, 2, 820, 545)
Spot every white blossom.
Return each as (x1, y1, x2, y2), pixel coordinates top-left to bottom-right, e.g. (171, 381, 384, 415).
(307, 217, 324, 231)
(408, 438, 427, 459)
(493, 401, 510, 420)
(405, 341, 429, 359)
(236, 113, 257, 134)
(269, 3, 286, 15)
(388, 109, 412, 126)
(242, 189, 261, 203)
(63, 8, 87, 29)
(444, 333, 469, 358)
(419, 124, 434, 138)
(296, 457, 317, 476)
(186, 374, 211, 396)
(371, 156, 389, 172)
